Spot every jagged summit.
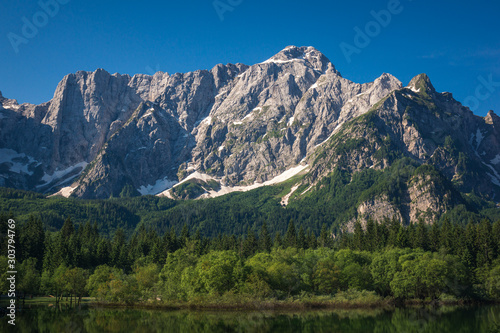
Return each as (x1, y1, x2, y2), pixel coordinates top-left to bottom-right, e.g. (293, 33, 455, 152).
(407, 73, 436, 95)
(261, 46, 338, 75)
(486, 110, 500, 125)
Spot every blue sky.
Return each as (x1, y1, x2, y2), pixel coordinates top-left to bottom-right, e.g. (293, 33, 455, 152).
(0, 0, 498, 117)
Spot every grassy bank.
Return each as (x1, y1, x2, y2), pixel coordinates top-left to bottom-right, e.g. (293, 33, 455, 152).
(88, 291, 489, 311)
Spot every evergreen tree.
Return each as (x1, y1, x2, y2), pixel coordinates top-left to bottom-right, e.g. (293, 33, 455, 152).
(414, 220, 428, 251)
(169, 228, 179, 252)
(258, 222, 272, 252)
(464, 222, 477, 268)
(19, 215, 45, 270)
(274, 232, 283, 248)
(297, 226, 306, 249)
(376, 220, 388, 249)
(407, 222, 417, 248)
(111, 229, 126, 268)
(440, 217, 453, 250)
(193, 229, 204, 256)
(386, 217, 401, 247)
(429, 221, 441, 252)
(60, 218, 74, 240)
(476, 219, 494, 267)
(242, 227, 258, 257)
(395, 225, 408, 248)
(306, 229, 318, 249)
(284, 220, 297, 248)
(180, 224, 190, 247)
(96, 238, 110, 266)
(42, 233, 59, 274)
(365, 219, 376, 251)
(352, 222, 364, 250)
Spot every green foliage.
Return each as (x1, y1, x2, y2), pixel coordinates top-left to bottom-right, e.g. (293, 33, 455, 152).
(171, 180, 207, 199)
(390, 251, 467, 299)
(1, 190, 500, 305)
(195, 250, 241, 296)
(18, 257, 41, 296)
(86, 264, 137, 304)
(485, 259, 500, 299)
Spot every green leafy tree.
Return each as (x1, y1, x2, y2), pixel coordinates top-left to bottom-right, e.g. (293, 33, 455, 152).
(159, 249, 197, 300)
(63, 267, 88, 304)
(485, 259, 500, 299)
(312, 258, 340, 294)
(18, 258, 41, 298)
(370, 248, 409, 296)
(195, 250, 240, 296)
(133, 263, 159, 301)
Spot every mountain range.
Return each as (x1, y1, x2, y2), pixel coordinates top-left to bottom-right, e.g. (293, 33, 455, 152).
(1, 46, 499, 225)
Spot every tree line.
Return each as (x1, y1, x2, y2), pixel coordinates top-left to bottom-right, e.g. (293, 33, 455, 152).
(1, 212, 499, 305)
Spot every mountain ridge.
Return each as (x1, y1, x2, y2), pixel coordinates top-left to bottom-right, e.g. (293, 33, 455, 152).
(1, 46, 499, 224)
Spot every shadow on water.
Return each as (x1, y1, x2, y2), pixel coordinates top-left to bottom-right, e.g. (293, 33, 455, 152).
(1, 303, 500, 332)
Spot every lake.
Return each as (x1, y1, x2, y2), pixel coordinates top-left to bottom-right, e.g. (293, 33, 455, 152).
(1, 304, 500, 332)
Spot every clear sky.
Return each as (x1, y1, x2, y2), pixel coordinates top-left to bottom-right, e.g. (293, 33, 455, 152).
(0, 0, 498, 117)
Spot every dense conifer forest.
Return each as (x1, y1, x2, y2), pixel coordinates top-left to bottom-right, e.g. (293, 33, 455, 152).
(1, 206, 499, 306)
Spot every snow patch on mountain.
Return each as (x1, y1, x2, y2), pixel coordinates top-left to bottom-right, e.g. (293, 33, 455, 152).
(138, 176, 177, 195)
(476, 129, 484, 149)
(160, 164, 309, 199)
(41, 162, 88, 184)
(491, 154, 500, 165)
(0, 148, 38, 175)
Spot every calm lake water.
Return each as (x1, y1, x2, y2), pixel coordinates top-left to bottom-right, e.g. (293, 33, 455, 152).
(1, 304, 500, 332)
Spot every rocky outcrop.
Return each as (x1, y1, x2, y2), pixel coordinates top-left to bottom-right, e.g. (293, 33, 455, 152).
(357, 194, 403, 224)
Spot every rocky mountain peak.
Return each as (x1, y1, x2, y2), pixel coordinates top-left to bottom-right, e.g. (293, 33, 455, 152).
(374, 73, 402, 90)
(262, 46, 338, 75)
(486, 110, 500, 126)
(407, 73, 436, 95)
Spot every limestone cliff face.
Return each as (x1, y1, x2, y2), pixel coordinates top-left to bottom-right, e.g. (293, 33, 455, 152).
(356, 194, 403, 225)
(0, 47, 499, 215)
(351, 171, 461, 226)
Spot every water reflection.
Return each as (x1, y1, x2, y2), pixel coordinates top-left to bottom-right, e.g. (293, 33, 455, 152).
(1, 304, 499, 332)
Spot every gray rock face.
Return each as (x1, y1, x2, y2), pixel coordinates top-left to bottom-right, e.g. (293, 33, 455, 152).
(0, 47, 499, 204)
(185, 47, 402, 187)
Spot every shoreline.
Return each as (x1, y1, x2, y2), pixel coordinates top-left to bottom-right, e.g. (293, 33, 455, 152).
(87, 298, 495, 312)
(2, 296, 497, 312)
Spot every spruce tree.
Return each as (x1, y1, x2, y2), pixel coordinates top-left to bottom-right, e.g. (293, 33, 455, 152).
(297, 226, 306, 249)
(352, 222, 364, 250)
(274, 232, 283, 248)
(242, 227, 258, 257)
(284, 220, 297, 248)
(415, 220, 428, 251)
(19, 215, 45, 269)
(429, 221, 441, 252)
(258, 222, 272, 252)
